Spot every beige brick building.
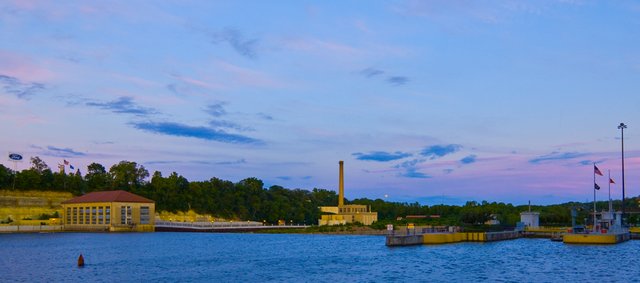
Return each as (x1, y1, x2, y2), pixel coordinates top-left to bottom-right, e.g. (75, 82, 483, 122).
(62, 190, 155, 232)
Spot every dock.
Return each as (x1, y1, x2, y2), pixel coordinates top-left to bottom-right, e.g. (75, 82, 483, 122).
(386, 231, 521, 246)
(563, 232, 630, 244)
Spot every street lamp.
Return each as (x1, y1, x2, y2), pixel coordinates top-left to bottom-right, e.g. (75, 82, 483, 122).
(618, 122, 627, 226)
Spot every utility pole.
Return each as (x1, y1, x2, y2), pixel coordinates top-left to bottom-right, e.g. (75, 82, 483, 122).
(618, 122, 627, 226)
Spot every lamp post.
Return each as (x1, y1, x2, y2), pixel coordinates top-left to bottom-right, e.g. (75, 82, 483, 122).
(618, 122, 627, 226)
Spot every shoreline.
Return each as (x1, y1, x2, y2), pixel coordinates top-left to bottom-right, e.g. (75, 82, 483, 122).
(0, 224, 389, 236)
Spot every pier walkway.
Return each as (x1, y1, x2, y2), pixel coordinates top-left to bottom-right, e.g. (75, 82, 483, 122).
(155, 221, 308, 232)
(386, 230, 521, 246)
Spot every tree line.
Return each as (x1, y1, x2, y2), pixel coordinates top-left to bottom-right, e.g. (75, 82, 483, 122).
(1, 157, 637, 226)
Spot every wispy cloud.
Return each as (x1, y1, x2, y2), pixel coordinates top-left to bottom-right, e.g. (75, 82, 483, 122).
(393, 0, 540, 26)
(216, 60, 286, 88)
(400, 169, 431, 179)
(210, 27, 259, 59)
(130, 121, 261, 144)
(169, 72, 223, 90)
(358, 67, 410, 86)
(91, 141, 115, 145)
(144, 160, 178, 165)
(360, 67, 385, 78)
(204, 102, 227, 117)
(0, 74, 45, 99)
(203, 102, 253, 131)
(353, 151, 412, 162)
(214, 159, 247, 165)
(460, 154, 477, 164)
(281, 37, 360, 56)
(42, 146, 85, 158)
(86, 96, 157, 116)
(166, 83, 181, 96)
(578, 160, 592, 166)
(394, 159, 431, 178)
(145, 159, 247, 165)
(209, 120, 253, 132)
(387, 76, 409, 86)
(529, 151, 589, 164)
(257, 113, 274, 120)
(420, 144, 462, 159)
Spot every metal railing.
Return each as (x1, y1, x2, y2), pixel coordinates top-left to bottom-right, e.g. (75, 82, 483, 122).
(155, 220, 308, 230)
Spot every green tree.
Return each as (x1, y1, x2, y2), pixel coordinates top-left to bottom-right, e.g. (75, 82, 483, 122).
(14, 156, 53, 190)
(149, 171, 190, 212)
(460, 201, 491, 224)
(109, 161, 149, 191)
(66, 169, 86, 195)
(14, 169, 40, 190)
(85, 163, 111, 191)
(30, 156, 49, 173)
(0, 164, 13, 189)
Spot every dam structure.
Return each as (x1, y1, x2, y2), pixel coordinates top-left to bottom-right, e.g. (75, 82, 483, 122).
(318, 161, 378, 226)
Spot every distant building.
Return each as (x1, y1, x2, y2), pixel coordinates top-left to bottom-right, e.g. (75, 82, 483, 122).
(519, 201, 540, 228)
(520, 212, 540, 228)
(520, 202, 540, 228)
(62, 190, 155, 232)
(318, 161, 378, 226)
(484, 214, 500, 225)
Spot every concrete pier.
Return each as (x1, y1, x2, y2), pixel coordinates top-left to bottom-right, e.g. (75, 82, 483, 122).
(563, 232, 630, 244)
(386, 231, 521, 246)
(386, 235, 423, 246)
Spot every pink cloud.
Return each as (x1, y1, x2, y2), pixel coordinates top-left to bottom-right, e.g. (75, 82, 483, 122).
(170, 73, 225, 90)
(110, 73, 161, 88)
(215, 60, 289, 89)
(280, 37, 361, 56)
(0, 50, 57, 82)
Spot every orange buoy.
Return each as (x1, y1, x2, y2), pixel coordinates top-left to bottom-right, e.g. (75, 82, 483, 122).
(77, 254, 85, 267)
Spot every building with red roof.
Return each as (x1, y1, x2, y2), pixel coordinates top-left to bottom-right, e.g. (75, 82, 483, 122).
(62, 190, 155, 232)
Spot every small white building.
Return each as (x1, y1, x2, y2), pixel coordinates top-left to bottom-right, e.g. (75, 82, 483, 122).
(484, 214, 500, 225)
(520, 211, 540, 228)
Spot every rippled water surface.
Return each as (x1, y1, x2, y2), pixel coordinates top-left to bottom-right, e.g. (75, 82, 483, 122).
(2, 232, 639, 282)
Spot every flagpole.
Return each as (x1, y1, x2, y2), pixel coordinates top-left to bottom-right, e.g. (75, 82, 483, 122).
(618, 123, 627, 226)
(608, 170, 612, 212)
(12, 161, 17, 190)
(593, 163, 597, 233)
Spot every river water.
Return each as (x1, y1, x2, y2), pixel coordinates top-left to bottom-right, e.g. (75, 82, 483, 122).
(1, 232, 639, 282)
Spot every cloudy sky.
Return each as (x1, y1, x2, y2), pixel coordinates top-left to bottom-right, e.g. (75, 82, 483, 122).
(1, 0, 639, 205)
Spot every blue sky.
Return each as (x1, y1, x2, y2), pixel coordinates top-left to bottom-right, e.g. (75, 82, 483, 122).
(1, 0, 640, 205)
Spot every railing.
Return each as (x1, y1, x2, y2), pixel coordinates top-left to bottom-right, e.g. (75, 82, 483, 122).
(524, 226, 568, 232)
(155, 221, 308, 230)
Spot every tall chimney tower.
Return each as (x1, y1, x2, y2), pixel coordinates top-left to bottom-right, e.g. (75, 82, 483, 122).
(338, 160, 344, 207)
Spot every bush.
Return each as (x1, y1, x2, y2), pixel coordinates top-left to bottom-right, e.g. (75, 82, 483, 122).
(36, 212, 60, 220)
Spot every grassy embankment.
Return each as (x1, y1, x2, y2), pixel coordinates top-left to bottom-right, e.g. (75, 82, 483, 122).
(0, 190, 72, 225)
(156, 210, 232, 222)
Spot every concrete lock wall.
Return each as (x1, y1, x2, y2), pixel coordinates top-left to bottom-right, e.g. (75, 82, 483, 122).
(0, 225, 64, 233)
(386, 235, 423, 246)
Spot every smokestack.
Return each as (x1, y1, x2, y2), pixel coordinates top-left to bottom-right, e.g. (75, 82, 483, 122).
(339, 160, 344, 207)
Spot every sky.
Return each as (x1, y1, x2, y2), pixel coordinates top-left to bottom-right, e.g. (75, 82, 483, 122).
(1, 0, 640, 206)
